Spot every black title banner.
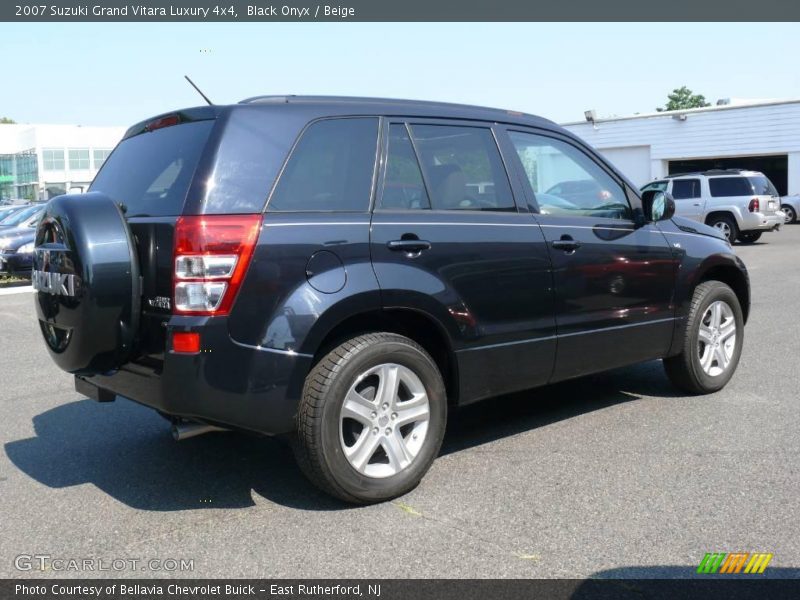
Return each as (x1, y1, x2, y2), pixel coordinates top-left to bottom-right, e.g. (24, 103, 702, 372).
(4, 0, 800, 21)
(5, 579, 800, 600)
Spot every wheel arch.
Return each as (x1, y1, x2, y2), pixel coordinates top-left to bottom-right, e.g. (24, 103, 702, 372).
(705, 210, 740, 228)
(309, 308, 459, 405)
(696, 262, 750, 324)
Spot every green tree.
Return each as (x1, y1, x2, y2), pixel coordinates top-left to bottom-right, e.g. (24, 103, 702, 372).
(656, 86, 711, 112)
(0, 117, 15, 124)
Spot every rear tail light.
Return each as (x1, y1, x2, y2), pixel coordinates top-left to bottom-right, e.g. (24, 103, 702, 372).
(748, 198, 760, 212)
(173, 214, 262, 315)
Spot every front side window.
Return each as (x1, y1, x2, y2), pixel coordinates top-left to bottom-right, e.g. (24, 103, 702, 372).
(641, 181, 667, 193)
(42, 149, 64, 171)
(709, 177, 753, 197)
(509, 131, 631, 220)
(408, 124, 515, 211)
(671, 178, 701, 200)
(268, 118, 378, 212)
(68, 149, 90, 170)
(380, 123, 431, 210)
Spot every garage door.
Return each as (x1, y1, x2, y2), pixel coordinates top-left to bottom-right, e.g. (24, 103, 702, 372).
(598, 146, 651, 188)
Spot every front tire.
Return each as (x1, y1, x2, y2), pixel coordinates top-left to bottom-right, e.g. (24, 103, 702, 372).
(737, 231, 762, 244)
(782, 204, 796, 224)
(663, 281, 744, 394)
(293, 333, 447, 504)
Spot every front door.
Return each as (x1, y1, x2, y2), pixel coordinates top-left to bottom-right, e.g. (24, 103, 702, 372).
(370, 120, 556, 403)
(670, 178, 705, 222)
(503, 128, 676, 382)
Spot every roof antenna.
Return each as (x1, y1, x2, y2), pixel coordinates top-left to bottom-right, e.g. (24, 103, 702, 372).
(184, 75, 213, 105)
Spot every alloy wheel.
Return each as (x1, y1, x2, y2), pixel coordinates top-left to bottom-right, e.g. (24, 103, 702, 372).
(339, 363, 430, 478)
(712, 221, 732, 240)
(697, 300, 736, 377)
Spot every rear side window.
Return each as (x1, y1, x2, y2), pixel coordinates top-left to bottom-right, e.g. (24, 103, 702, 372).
(380, 124, 431, 210)
(90, 120, 214, 217)
(671, 178, 701, 200)
(408, 124, 515, 212)
(747, 176, 778, 196)
(709, 177, 753, 197)
(268, 118, 378, 212)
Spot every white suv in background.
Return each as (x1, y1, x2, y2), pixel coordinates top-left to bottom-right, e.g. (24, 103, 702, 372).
(641, 169, 784, 243)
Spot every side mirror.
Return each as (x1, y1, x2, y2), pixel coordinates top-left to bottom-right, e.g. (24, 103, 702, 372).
(642, 190, 675, 222)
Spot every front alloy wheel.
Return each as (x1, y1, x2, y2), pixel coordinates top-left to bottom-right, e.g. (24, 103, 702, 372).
(782, 205, 796, 224)
(696, 300, 737, 377)
(664, 280, 744, 394)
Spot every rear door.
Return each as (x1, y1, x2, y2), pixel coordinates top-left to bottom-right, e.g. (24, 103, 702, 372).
(370, 120, 556, 403)
(502, 127, 676, 382)
(669, 178, 704, 221)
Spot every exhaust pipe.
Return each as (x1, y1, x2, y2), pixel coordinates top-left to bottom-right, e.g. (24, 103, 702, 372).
(171, 421, 227, 441)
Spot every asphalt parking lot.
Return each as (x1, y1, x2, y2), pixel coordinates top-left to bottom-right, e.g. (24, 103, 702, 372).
(1, 225, 799, 580)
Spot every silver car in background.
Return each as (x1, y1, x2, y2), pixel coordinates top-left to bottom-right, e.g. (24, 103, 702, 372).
(781, 195, 800, 224)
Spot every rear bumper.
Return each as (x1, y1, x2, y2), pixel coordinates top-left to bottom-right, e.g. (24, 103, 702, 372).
(739, 212, 782, 232)
(79, 318, 312, 435)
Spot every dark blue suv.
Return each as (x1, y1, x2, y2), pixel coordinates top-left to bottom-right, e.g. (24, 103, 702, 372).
(32, 97, 749, 503)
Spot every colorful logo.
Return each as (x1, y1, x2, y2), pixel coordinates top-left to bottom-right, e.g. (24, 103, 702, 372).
(697, 552, 773, 574)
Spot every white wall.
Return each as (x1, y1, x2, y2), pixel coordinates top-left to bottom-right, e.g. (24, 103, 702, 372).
(597, 146, 651, 186)
(564, 101, 800, 194)
(0, 124, 125, 198)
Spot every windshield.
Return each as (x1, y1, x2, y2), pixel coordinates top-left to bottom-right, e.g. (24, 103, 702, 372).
(747, 176, 778, 196)
(90, 120, 215, 217)
(0, 205, 40, 226)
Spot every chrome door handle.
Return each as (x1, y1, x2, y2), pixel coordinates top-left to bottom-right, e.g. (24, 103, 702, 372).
(387, 239, 431, 253)
(551, 239, 581, 252)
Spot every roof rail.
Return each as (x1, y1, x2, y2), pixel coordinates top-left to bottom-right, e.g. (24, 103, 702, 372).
(665, 168, 747, 179)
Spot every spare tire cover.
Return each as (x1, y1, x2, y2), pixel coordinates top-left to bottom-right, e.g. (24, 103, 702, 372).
(33, 192, 140, 375)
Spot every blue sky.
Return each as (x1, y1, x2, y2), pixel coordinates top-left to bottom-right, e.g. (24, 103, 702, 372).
(2, 22, 799, 126)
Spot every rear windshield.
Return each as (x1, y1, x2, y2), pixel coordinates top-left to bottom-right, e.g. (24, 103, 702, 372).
(90, 120, 214, 217)
(747, 176, 778, 196)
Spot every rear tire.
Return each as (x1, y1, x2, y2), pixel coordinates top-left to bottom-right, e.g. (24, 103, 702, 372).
(293, 333, 447, 504)
(706, 215, 738, 243)
(737, 231, 762, 244)
(782, 205, 796, 224)
(663, 281, 743, 394)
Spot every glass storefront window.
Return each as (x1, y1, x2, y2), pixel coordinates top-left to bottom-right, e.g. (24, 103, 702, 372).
(43, 149, 65, 170)
(68, 148, 90, 170)
(93, 148, 111, 169)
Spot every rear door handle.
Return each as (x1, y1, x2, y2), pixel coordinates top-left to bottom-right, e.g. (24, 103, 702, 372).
(387, 239, 431, 253)
(551, 239, 581, 252)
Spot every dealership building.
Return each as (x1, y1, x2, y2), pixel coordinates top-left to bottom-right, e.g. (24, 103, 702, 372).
(0, 124, 125, 201)
(562, 98, 800, 196)
(2, 98, 799, 202)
